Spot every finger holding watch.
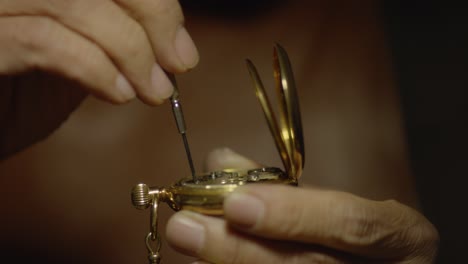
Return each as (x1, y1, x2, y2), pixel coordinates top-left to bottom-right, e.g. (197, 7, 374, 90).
(166, 149, 439, 264)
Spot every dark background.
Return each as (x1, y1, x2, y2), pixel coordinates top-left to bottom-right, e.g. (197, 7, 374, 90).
(383, 1, 468, 262)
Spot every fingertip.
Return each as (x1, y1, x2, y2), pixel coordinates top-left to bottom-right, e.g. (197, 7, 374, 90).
(115, 74, 136, 102)
(151, 63, 174, 99)
(175, 26, 199, 70)
(91, 74, 136, 105)
(135, 63, 174, 106)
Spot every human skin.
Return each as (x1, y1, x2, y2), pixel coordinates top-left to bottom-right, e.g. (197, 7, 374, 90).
(0, 0, 198, 158)
(166, 150, 439, 264)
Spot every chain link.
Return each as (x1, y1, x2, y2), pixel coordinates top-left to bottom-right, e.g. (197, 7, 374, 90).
(145, 232, 162, 264)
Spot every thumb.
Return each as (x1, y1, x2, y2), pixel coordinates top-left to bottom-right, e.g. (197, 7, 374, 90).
(204, 148, 261, 172)
(223, 184, 439, 260)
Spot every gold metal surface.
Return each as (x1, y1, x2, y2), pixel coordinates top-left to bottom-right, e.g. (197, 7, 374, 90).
(275, 44, 305, 179)
(132, 168, 296, 216)
(246, 60, 292, 176)
(247, 43, 304, 180)
(165, 167, 296, 215)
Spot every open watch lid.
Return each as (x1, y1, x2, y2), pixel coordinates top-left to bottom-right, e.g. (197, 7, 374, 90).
(246, 43, 305, 181)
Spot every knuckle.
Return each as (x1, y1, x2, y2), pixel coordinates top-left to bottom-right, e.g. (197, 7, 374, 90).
(118, 25, 149, 60)
(152, 0, 183, 21)
(12, 17, 62, 70)
(285, 205, 308, 237)
(118, 0, 184, 23)
(15, 17, 54, 55)
(67, 47, 103, 81)
(329, 194, 381, 247)
(267, 199, 308, 238)
(121, 37, 141, 59)
(389, 200, 440, 259)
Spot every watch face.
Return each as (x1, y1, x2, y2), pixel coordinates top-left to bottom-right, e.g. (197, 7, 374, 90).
(163, 167, 296, 215)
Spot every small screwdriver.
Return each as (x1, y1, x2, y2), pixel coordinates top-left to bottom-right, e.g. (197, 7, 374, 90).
(167, 74, 196, 180)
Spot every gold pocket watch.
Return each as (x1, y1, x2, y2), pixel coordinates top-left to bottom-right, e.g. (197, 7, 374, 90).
(130, 43, 304, 264)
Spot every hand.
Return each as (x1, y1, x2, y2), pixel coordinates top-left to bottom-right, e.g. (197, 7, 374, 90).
(0, 0, 199, 158)
(0, 0, 198, 104)
(166, 149, 439, 263)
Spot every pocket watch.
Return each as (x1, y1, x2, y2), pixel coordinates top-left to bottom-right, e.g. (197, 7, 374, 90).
(130, 43, 304, 263)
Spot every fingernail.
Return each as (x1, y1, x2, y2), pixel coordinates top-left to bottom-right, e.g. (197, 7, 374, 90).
(151, 63, 174, 100)
(175, 26, 199, 69)
(166, 211, 205, 254)
(115, 74, 136, 100)
(224, 192, 264, 228)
